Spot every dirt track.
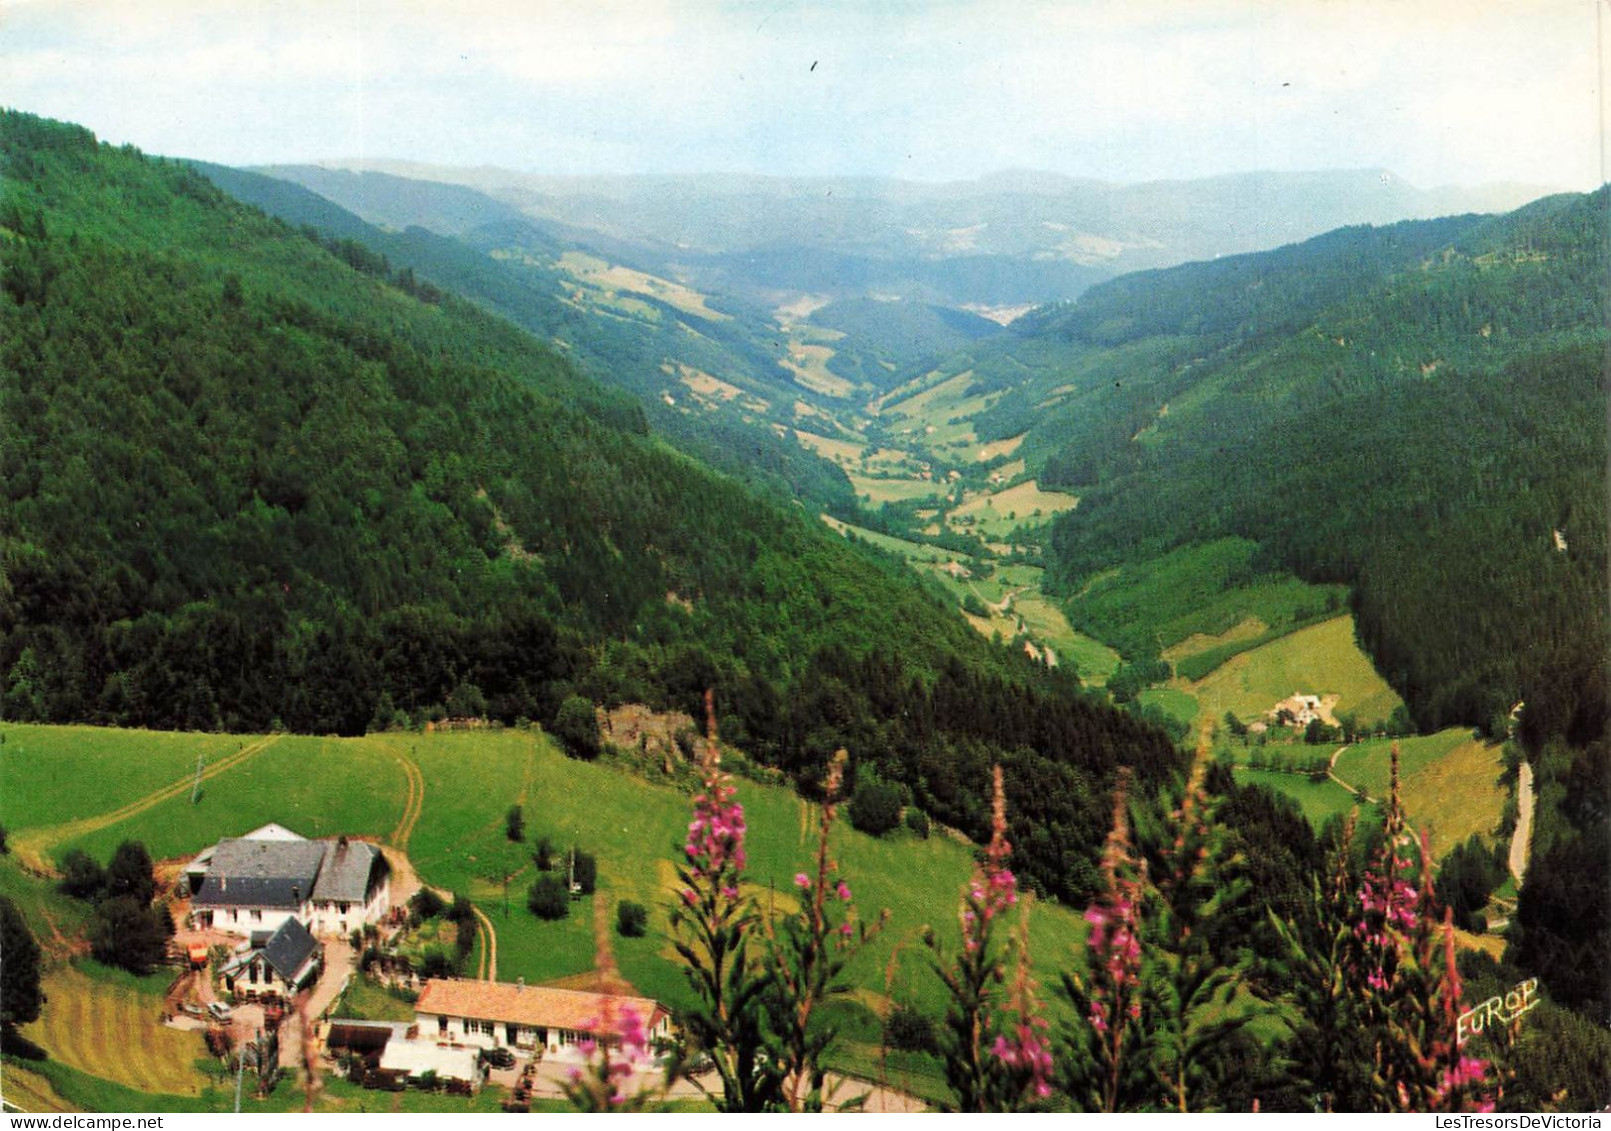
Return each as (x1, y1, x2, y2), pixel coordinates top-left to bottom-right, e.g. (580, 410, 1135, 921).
(12, 736, 281, 874)
(389, 750, 426, 850)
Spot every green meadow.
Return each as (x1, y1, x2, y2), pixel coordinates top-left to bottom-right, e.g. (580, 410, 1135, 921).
(0, 724, 1091, 1049)
(0, 725, 244, 832)
(1179, 615, 1404, 730)
(1333, 729, 1506, 856)
(1231, 768, 1363, 831)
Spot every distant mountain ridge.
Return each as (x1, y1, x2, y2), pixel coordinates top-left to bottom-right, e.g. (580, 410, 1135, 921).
(260, 161, 1559, 306)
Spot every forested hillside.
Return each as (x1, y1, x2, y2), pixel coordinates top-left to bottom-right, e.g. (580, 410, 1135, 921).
(0, 111, 1179, 904)
(190, 162, 863, 516)
(1006, 196, 1609, 1016)
(984, 197, 1608, 738)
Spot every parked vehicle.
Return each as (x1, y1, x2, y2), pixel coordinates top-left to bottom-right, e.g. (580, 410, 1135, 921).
(480, 1046, 515, 1068)
(207, 1001, 233, 1023)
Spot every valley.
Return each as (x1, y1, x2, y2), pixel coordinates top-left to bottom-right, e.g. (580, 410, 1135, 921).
(0, 108, 1604, 1114)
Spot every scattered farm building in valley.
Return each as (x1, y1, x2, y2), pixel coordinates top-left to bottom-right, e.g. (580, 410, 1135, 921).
(324, 1020, 483, 1093)
(324, 979, 673, 1094)
(186, 823, 391, 937)
(414, 977, 671, 1058)
(218, 915, 321, 1000)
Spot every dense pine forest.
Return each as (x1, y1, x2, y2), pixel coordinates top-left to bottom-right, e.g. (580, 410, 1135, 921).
(189, 162, 866, 518)
(0, 111, 1177, 905)
(1003, 194, 1611, 1025)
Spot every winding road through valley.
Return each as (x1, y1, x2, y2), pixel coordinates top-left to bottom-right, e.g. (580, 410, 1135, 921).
(1508, 760, 1535, 884)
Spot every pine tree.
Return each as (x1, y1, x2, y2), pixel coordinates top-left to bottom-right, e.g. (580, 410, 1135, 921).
(0, 896, 43, 1031)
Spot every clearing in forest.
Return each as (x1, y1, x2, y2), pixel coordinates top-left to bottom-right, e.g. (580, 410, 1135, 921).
(1179, 616, 1403, 730)
(1333, 730, 1505, 857)
(1162, 617, 1269, 665)
(557, 251, 730, 321)
(947, 480, 1079, 538)
(781, 340, 856, 398)
(793, 429, 868, 465)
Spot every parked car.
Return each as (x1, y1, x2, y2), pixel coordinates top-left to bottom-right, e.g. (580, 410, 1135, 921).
(180, 1002, 206, 1019)
(207, 1001, 233, 1023)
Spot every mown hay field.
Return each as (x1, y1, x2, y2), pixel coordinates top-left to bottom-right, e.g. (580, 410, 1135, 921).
(23, 965, 205, 1098)
(1334, 729, 1506, 856)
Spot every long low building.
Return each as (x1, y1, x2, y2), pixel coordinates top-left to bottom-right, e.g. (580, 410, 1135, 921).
(186, 823, 390, 938)
(414, 978, 671, 1058)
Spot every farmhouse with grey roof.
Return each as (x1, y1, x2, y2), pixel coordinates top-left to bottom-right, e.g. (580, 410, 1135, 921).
(188, 825, 390, 939)
(220, 916, 322, 1001)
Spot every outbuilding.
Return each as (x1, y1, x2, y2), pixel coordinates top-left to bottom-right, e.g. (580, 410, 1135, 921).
(414, 978, 671, 1059)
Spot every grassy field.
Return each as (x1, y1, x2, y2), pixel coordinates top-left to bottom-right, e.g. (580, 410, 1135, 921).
(0, 725, 245, 834)
(22, 963, 208, 1098)
(948, 480, 1079, 539)
(672, 364, 769, 414)
(877, 371, 996, 452)
(1162, 617, 1268, 665)
(557, 251, 729, 322)
(1011, 592, 1121, 686)
(782, 340, 857, 398)
(1178, 616, 1404, 731)
(333, 975, 417, 1023)
(793, 429, 868, 465)
(1, 1061, 79, 1113)
(1137, 687, 1200, 730)
(61, 735, 407, 866)
(1333, 729, 1505, 856)
(1232, 768, 1363, 831)
(1070, 539, 1351, 666)
(846, 473, 947, 507)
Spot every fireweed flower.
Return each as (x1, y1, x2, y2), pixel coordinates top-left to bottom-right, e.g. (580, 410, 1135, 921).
(928, 766, 1049, 1112)
(1342, 744, 1497, 1113)
(1063, 768, 1147, 1113)
(561, 902, 665, 1112)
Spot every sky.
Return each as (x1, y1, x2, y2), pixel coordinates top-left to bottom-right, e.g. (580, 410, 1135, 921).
(2, 0, 1605, 189)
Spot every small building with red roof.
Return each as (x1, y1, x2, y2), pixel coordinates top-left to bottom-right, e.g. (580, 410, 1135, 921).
(413, 977, 671, 1058)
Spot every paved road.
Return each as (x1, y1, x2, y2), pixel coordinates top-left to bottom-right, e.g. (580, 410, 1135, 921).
(1509, 760, 1535, 884)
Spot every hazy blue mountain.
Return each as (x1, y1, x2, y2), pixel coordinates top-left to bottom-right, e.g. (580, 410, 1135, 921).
(278, 161, 1559, 306)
